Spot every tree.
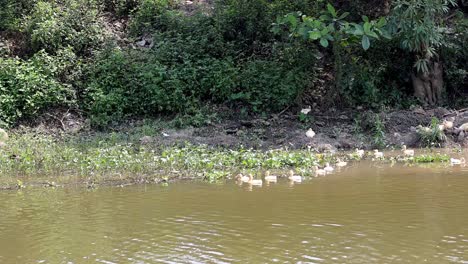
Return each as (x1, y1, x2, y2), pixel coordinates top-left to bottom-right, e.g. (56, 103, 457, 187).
(389, 0, 457, 105)
(273, 4, 389, 103)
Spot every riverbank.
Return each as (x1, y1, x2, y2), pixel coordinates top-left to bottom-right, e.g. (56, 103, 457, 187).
(1, 106, 466, 190)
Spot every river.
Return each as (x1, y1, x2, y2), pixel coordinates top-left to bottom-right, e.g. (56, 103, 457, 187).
(1, 161, 468, 263)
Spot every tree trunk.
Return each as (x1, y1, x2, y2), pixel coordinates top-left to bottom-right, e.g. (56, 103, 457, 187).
(412, 61, 444, 106)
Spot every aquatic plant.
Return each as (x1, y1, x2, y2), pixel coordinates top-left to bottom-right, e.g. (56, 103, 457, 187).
(412, 153, 450, 163)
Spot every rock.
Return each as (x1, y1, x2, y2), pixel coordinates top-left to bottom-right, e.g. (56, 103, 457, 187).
(316, 143, 336, 153)
(458, 131, 465, 142)
(413, 107, 426, 115)
(400, 132, 420, 147)
(136, 39, 147, 47)
(139, 136, 153, 144)
(434, 107, 451, 117)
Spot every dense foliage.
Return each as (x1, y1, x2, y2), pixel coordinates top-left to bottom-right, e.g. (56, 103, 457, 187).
(0, 0, 466, 128)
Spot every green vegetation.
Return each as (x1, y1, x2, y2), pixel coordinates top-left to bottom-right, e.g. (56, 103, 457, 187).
(417, 117, 447, 147)
(0, 0, 465, 127)
(0, 130, 454, 188)
(412, 153, 450, 163)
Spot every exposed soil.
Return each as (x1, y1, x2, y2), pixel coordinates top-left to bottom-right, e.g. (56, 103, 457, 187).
(96, 107, 468, 150)
(17, 105, 468, 152)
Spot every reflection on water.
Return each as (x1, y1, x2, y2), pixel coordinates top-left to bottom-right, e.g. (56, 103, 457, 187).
(1, 162, 468, 263)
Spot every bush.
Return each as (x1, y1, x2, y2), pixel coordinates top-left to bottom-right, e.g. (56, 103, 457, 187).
(22, 0, 103, 55)
(442, 13, 468, 106)
(99, 0, 139, 17)
(233, 60, 311, 112)
(341, 40, 415, 109)
(0, 52, 74, 125)
(128, 0, 177, 35)
(0, 0, 36, 31)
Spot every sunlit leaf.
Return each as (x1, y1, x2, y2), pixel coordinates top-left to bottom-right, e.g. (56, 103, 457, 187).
(362, 35, 370, 50)
(320, 38, 329, 47)
(309, 31, 321, 40)
(327, 3, 337, 18)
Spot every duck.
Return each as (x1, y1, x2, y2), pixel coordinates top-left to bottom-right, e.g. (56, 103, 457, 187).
(402, 145, 414, 157)
(324, 163, 334, 173)
(287, 170, 302, 182)
(306, 128, 316, 139)
(373, 149, 384, 159)
(450, 157, 466, 165)
(314, 166, 326, 176)
(264, 171, 277, 182)
(355, 148, 365, 158)
(443, 119, 454, 130)
(235, 173, 250, 183)
(0, 128, 8, 142)
(247, 174, 263, 186)
(336, 159, 347, 167)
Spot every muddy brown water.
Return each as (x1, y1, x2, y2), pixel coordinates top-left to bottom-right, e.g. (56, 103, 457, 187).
(1, 161, 468, 263)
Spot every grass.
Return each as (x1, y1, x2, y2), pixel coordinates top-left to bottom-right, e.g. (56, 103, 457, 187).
(0, 131, 331, 187)
(0, 127, 458, 189)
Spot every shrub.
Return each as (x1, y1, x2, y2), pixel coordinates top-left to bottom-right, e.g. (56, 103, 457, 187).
(0, 52, 74, 125)
(233, 60, 311, 112)
(417, 117, 446, 147)
(0, 0, 36, 31)
(340, 39, 415, 109)
(22, 0, 103, 55)
(442, 13, 468, 106)
(98, 0, 139, 17)
(128, 0, 177, 35)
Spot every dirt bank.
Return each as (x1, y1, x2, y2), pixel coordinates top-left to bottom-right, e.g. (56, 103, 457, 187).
(17, 106, 468, 152)
(132, 107, 468, 151)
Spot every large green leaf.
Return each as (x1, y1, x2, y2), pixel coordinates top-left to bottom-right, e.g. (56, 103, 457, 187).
(309, 31, 321, 40)
(286, 14, 298, 28)
(320, 38, 329, 47)
(376, 17, 387, 28)
(338, 12, 349, 20)
(361, 35, 370, 50)
(363, 22, 372, 35)
(327, 3, 337, 18)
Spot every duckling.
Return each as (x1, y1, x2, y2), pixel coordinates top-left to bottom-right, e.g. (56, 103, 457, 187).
(306, 128, 316, 139)
(324, 163, 334, 173)
(373, 149, 384, 159)
(451, 157, 466, 165)
(443, 119, 454, 130)
(402, 145, 415, 157)
(264, 171, 277, 182)
(336, 159, 347, 167)
(287, 170, 302, 182)
(235, 173, 250, 183)
(0, 128, 8, 142)
(247, 174, 263, 186)
(313, 166, 326, 176)
(355, 148, 365, 158)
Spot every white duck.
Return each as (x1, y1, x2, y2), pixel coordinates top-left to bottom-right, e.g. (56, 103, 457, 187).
(355, 148, 365, 158)
(247, 174, 263, 186)
(443, 119, 454, 130)
(336, 159, 347, 167)
(306, 128, 316, 139)
(264, 171, 277, 182)
(373, 149, 384, 159)
(402, 145, 414, 157)
(324, 163, 334, 173)
(235, 173, 250, 183)
(287, 170, 302, 182)
(451, 158, 466, 165)
(314, 166, 326, 176)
